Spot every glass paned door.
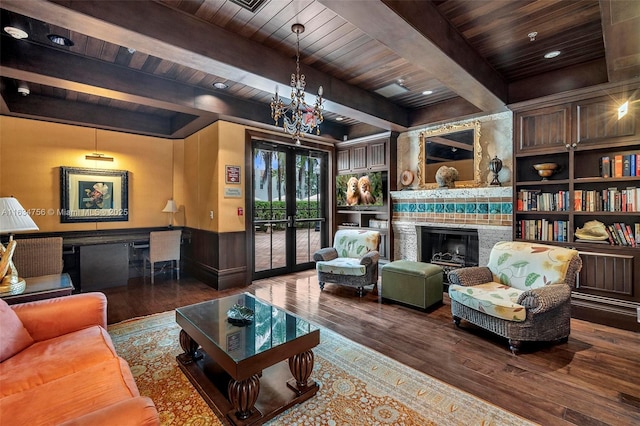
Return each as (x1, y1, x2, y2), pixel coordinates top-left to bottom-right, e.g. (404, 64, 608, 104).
(252, 142, 327, 279)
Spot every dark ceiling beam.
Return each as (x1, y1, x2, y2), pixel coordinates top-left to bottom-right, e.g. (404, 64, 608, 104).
(2, 91, 182, 137)
(319, 0, 509, 115)
(599, 0, 640, 82)
(1, 0, 410, 131)
(508, 59, 608, 104)
(409, 97, 482, 128)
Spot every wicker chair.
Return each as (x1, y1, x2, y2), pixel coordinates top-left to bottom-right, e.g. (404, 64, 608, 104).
(447, 241, 582, 354)
(313, 229, 380, 297)
(143, 230, 181, 284)
(12, 237, 64, 278)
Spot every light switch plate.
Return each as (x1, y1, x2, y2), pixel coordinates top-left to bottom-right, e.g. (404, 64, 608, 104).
(637, 307, 640, 323)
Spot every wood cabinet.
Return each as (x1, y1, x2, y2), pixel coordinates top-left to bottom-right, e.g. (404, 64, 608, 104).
(335, 133, 397, 262)
(515, 103, 571, 154)
(512, 84, 640, 331)
(336, 140, 387, 172)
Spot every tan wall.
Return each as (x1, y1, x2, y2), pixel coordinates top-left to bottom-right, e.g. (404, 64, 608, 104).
(0, 117, 174, 232)
(180, 121, 246, 233)
(217, 122, 246, 233)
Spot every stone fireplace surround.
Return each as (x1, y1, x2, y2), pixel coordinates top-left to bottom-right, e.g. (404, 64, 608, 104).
(390, 187, 512, 265)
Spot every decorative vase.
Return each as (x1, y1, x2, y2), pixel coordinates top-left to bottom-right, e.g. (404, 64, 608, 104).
(489, 156, 503, 186)
(435, 166, 458, 188)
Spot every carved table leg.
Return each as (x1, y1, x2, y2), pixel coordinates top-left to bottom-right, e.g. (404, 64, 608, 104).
(287, 350, 314, 395)
(228, 374, 260, 420)
(177, 329, 201, 364)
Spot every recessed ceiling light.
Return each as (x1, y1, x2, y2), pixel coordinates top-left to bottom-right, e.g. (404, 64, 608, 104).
(4, 26, 28, 39)
(213, 82, 228, 89)
(422, 90, 434, 95)
(47, 34, 74, 46)
(336, 117, 344, 121)
(544, 50, 561, 59)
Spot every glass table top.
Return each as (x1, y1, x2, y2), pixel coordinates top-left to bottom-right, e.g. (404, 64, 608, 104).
(176, 293, 319, 363)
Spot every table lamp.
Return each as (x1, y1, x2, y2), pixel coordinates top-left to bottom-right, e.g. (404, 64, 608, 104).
(162, 199, 178, 228)
(0, 197, 39, 294)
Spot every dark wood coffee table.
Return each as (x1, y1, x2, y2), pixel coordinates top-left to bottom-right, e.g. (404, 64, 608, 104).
(176, 293, 320, 425)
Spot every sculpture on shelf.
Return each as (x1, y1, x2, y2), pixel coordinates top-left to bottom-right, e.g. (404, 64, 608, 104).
(435, 166, 459, 188)
(0, 240, 24, 294)
(489, 156, 503, 186)
(574, 220, 609, 241)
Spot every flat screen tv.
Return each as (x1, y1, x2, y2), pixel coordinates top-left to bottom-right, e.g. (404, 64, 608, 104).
(336, 171, 386, 209)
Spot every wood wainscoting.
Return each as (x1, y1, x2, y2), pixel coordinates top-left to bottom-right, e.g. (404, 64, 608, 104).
(183, 227, 248, 290)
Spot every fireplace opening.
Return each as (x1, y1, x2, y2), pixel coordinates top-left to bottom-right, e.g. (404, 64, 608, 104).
(418, 227, 479, 286)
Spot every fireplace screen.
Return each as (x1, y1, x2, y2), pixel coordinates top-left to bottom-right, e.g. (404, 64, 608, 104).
(419, 227, 479, 284)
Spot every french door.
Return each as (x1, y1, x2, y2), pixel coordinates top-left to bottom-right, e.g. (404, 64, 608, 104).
(252, 141, 328, 279)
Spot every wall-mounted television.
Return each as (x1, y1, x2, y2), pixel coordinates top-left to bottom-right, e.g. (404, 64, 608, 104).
(336, 171, 386, 209)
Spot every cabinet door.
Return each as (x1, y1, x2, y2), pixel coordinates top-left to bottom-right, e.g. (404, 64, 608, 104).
(350, 145, 367, 170)
(367, 141, 386, 169)
(515, 104, 571, 153)
(337, 149, 350, 172)
(576, 95, 638, 147)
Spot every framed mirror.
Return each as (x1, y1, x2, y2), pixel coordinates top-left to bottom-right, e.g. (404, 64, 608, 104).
(417, 120, 482, 188)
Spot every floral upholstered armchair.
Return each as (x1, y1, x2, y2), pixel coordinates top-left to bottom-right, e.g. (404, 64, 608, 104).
(313, 229, 380, 297)
(448, 241, 582, 354)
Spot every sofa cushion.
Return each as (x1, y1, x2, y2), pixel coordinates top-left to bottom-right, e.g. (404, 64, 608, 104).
(0, 325, 118, 397)
(0, 298, 33, 362)
(316, 257, 366, 276)
(333, 229, 380, 259)
(486, 241, 579, 291)
(449, 281, 527, 322)
(0, 357, 141, 425)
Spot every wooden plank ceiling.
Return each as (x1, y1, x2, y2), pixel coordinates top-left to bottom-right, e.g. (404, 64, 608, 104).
(1, 0, 638, 140)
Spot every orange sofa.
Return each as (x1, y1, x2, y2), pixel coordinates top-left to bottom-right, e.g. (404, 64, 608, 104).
(0, 292, 159, 426)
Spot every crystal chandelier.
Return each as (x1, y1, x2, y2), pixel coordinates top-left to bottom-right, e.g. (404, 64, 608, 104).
(270, 23, 323, 145)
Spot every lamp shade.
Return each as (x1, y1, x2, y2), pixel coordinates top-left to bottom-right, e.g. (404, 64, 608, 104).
(162, 199, 178, 213)
(0, 197, 39, 233)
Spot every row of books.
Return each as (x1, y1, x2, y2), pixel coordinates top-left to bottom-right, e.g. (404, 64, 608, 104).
(516, 190, 570, 212)
(601, 222, 639, 247)
(518, 220, 640, 246)
(516, 219, 569, 242)
(574, 187, 639, 212)
(599, 153, 640, 178)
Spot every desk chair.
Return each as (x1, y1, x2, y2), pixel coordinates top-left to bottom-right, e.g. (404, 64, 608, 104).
(12, 237, 64, 278)
(144, 230, 181, 284)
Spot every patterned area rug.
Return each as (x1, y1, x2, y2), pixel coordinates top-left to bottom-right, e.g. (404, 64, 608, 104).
(109, 311, 537, 426)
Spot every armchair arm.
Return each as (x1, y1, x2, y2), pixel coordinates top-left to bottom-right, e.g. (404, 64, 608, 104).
(447, 266, 493, 287)
(11, 292, 107, 342)
(360, 250, 379, 266)
(59, 396, 159, 426)
(517, 284, 571, 314)
(313, 247, 338, 262)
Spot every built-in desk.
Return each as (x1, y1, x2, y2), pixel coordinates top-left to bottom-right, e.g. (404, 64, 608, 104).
(61, 228, 188, 291)
(1, 273, 74, 305)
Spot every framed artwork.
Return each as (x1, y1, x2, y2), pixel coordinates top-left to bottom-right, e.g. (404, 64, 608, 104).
(59, 167, 129, 223)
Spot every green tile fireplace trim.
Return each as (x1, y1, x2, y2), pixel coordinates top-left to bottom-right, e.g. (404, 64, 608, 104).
(392, 198, 513, 226)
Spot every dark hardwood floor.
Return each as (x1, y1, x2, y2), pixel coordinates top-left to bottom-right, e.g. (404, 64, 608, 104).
(103, 270, 640, 426)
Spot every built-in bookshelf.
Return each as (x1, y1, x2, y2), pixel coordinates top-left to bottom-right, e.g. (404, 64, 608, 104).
(512, 81, 640, 331)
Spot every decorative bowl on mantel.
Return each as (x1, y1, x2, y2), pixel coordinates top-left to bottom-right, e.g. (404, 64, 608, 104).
(532, 163, 559, 180)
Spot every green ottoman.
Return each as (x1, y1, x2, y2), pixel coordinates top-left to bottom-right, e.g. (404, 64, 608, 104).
(381, 260, 443, 310)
